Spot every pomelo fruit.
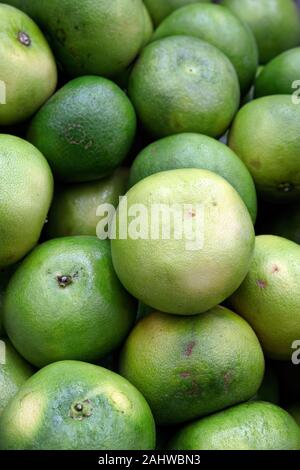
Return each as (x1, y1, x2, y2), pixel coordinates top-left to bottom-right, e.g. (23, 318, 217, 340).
(0, 338, 34, 416)
(228, 95, 300, 202)
(230, 235, 300, 360)
(128, 133, 257, 222)
(4, 237, 136, 368)
(144, 0, 212, 26)
(45, 168, 128, 239)
(27, 76, 136, 183)
(0, 4, 57, 126)
(128, 36, 240, 138)
(222, 0, 300, 64)
(169, 401, 300, 450)
(251, 365, 279, 404)
(119, 307, 264, 424)
(255, 48, 300, 97)
(0, 360, 155, 450)
(152, 3, 258, 95)
(8, 0, 145, 78)
(0, 135, 53, 268)
(111, 169, 255, 315)
(265, 204, 300, 245)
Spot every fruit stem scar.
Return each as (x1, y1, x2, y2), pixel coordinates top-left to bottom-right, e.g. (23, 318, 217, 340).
(18, 31, 31, 47)
(57, 275, 73, 288)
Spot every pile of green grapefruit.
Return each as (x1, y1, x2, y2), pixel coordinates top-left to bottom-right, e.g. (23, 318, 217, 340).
(0, 0, 300, 452)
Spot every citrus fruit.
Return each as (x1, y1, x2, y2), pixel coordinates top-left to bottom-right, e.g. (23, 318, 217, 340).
(152, 3, 258, 95)
(3, 237, 136, 368)
(0, 338, 34, 416)
(0, 4, 57, 126)
(0, 135, 53, 268)
(144, 0, 212, 26)
(255, 48, 300, 97)
(266, 204, 300, 244)
(230, 235, 300, 360)
(228, 95, 300, 202)
(128, 133, 257, 222)
(169, 401, 300, 450)
(251, 365, 279, 404)
(223, 0, 300, 64)
(0, 360, 155, 450)
(128, 36, 240, 138)
(287, 405, 300, 427)
(27, 76, 136, 182)
(111, 169, 255, 315)
(119, 307, 264, 424)
(11, 0, 145, 78)
(45, 168, 128, 239)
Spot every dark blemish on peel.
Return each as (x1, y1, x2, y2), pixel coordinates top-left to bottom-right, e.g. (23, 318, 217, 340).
(180, 371, 191, 379)
(272, 265, 280, 273)
(185, 341, 196, 356)
(256, 279, 267, 289)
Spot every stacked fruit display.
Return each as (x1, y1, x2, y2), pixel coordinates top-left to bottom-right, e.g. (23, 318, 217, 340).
(0, 0, 300, 451)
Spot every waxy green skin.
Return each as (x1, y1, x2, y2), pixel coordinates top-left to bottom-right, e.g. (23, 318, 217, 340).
(231, 235, 300, 360)
(0, 361, 156, 450)
(152, 3, 258, 95)
(170, 401, 300, 450)
(128, 133, 257, 222)
(255, 48, 300, 98)
(0, 339, 34, 416)
(112, 169, 255, 315)
(223, 0, 300, 64)
(0, 135, 53, 268)
(46, 168, 128, 239)
(229, 96, 300, 202)
(4, 237, 136, 368)
(4, 0, 145, 78)
(27, 76, 136, 183)
(0, 4, 57, 126)
(120, 307, 264, 425)
(128, 36, 240, 139)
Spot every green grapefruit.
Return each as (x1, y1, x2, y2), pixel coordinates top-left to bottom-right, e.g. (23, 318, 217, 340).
(152, 3, 258, 94)
(0, 360, 155, 450)
(0, 4, 57, 126)
(27, 76, 136, 182)
(230, 235, 300, 360)
(222, 0, 300, 64)
(111, 169, 255, 315)
(229, 95, 300, 202)
(119, 307, 264, 424)
(169, 401, 300, 450)
(128, 36, 240, 138)
(0, 135, 53, 268)
(4, 237, 136, 368)
(8, 0, 145, 78)
(255, 48, 300, 97)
